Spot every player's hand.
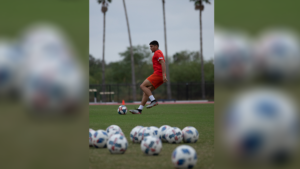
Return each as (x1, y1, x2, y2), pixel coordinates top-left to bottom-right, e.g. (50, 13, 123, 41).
(163, 76, 168, 83)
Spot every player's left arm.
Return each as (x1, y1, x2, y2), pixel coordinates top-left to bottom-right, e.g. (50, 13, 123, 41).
(159, 60, 168, 83)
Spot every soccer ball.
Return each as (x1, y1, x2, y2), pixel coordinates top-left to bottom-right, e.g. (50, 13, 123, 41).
(182, 126, 199, 143)
(172, 145, 197, 169)
(89, 128, 96, 147)
(214, 29, 254, 83)
(107, 134, 128, 154)
(150, 126, 159, 136)
(140, 136, 162, 155)
(0, 40, 19, 96)
(158, 125, 171, 142)
(108, 130, 125, 139)
(222, 88, 299, 164)
(92, 130, 108, 148)
(118, 105, 127, 115)
(138, 127, 156, 142)
(254, 29, 300, 81)
(20, 24, 85, 115)
(165, 127, 183, 144)
(106, 125, 122, 136)
(130, 126, 143, 143)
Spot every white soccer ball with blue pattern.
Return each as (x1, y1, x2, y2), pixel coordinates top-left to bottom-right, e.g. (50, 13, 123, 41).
(172, 145, 197, 169)
(158, 125, 171, 142)
(118, 105, 127, 115)
(222, 89, 299, 163)
(150, 126, 159, 136)
(108, 130, 125, 139)
(92, 130, 108, 148)
(165, 127, 183, 144)
(0, 40, 20, 96)
(130, 126, 143, 143)
(254, 30, 300, 81)
(89, 128, 96, 147)
(141, 136, 162, 155)
(138, 127, 156, 142)
(107, 134, 128, 154)
(182, 126, 199, 143)
(106, 125, 122, 136)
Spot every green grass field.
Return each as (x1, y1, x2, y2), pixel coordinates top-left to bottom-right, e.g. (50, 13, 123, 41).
(89, 104, 214, 169)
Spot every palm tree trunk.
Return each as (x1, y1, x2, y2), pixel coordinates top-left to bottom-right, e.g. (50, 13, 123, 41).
(162, 0, 172, 100)
(123, 0, 136, 101)
(199, 5, 205, 99)
(102, 11, 106, 102)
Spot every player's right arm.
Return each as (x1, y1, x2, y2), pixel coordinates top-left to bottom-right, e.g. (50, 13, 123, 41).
(159, 59, 168, 83)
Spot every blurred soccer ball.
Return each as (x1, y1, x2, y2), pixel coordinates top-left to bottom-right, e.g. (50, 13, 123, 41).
(92, 130, 108, 148)
(214, 30, 253, 83)
(150, 126, 159, 136)
(106, 125, 122, 137)
(89, 128, 95, 147)
(254, 29, 300, 81)
(182, 126, 199, 143)
(108, 130, 125, 139)
(222, 88, 299, 164)
(140, 136, 162, 155)
(20, 23, 85, 115)
(130, 126, 143, 143)
(165, 127, 183, 144)
(0, 40, 22, 96)
(172, 145, 198, 169)
(107, 134, 128, 154)
(158, 125, 171, 142)
(138, 127, 156, 142)
(118, 105, 127, 115)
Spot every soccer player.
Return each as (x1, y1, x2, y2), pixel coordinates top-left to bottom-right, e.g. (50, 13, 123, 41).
(129, 40, 168, 114)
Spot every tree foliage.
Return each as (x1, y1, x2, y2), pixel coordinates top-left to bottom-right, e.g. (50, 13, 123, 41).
(97, 0, 112, 4)
(190, 0, 211, 6)
(89, 45, 214, 84)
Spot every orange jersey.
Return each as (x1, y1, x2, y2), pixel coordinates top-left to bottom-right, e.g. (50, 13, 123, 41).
(152, 49, 165, 76)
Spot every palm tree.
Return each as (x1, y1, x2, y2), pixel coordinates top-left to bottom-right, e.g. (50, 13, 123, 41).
(162, 0, 172, 100)
(97, 0, 111, 102)
(122, 0, 136, 101)
(190, 0, 210, 99)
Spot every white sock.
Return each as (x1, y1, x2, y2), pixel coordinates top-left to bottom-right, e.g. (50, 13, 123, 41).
(149, 95, 155, 101)
(138, 105, 144, 110)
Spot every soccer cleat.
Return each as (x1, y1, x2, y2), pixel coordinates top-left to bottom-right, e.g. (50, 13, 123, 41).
(129, 109, 142, 114)
(146, 100, 158, 109)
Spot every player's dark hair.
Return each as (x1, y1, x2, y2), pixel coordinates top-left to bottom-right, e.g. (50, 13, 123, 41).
(149, 40, 159, 47)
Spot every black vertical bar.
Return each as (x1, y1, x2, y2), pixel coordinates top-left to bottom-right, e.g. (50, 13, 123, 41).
(188, 83, 189, 100)
(186, 83, 188, 100)
(191, 84, 193, 100)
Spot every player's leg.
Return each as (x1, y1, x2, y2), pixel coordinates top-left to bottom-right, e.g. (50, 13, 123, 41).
(142, 75, 163, 109)
(141, 86, 155, 106)
(140, 79, 158, 104)
(140, 79, 153, 97)
(130, 86, 154, 114)
(141, 92, 148, 106)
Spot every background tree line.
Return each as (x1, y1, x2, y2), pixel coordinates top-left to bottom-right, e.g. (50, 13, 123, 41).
(96, 0, 211, 100)
(89, 45, 214, 85)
